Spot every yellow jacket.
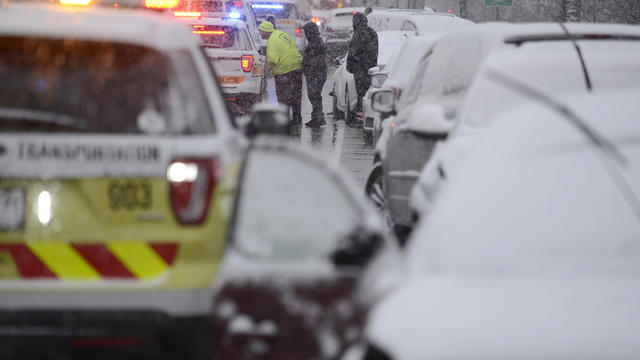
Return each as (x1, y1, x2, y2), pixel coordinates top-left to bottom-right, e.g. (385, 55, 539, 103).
(266, 30, 302, 75)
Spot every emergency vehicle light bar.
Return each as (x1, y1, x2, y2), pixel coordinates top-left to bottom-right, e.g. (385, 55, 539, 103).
(251, 3, 284, 9)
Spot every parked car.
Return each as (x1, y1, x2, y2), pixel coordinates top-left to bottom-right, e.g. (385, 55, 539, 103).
(184, 17, 266, 113)
(363, 88, 640, 360)
(399, 11, 474, 35)
(210, 136, 396, 360)
(361, 33, 440, 145)
(366, 8, 426, 32)
(0, 1, 246, 358)
(322, 7, 365, 59)
(249, 0, 307, 51)
(409, 24, 640, 223)
(331, 30, 405, 125)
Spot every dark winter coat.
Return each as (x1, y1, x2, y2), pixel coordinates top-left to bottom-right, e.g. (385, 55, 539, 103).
(346, 13, 378, 75)
(302, 22, 327, 82)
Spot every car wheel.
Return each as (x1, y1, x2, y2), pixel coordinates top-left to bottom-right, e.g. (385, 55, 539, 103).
(365, 162, 391, 228)
(333, 87, 345, 120)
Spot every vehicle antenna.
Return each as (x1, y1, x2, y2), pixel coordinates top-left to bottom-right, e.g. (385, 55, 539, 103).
(487, 69, 640, 222)
(558, 22, 593, 92)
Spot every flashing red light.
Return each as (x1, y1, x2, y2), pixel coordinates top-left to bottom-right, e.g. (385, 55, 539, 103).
(234, 1, 241, 7)
(194, 30, 225, 35)
(391, 122, 396, 127)
(447, 8, 452, 13)
(295, 26, 302, 37)
(241, 55, 254, 72)
(352, 11, 357, 14)
(174, 11, 201, 16)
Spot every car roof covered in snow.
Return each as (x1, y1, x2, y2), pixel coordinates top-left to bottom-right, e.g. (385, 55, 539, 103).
(0, 3, 198, 50)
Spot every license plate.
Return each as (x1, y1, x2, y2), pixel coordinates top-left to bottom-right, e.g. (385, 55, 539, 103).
(218, 76, 244, 84)
(0, 188, 25, 231)
(108, 180, 152, 210)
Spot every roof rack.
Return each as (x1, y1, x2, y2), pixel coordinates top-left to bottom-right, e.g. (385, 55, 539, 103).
(505, 33, 640, 46)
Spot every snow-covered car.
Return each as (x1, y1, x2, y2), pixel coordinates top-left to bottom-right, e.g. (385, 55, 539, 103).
(366, 8, 427, 32)
(187, 18, 266, 113)
(249, 0, 307, 52)
(409, 24, 640, 223)
(0, 1, 246, 359)
(210, 136, 396, 360)
(364, 88, 640, 360)
(399, 11, 475, 35)
(322, 7, 365, 59)
(366, 23, 514, 242)
(331, 30, 405, 125)
(361, 34, 441, 145)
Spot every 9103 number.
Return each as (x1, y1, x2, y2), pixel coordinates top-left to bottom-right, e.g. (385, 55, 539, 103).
(108, 181, 152, 210)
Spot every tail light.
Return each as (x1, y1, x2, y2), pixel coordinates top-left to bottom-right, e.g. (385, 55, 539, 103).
(241, 55, 254, 72)
(167, 158, 220, 225)
(234, 1, 241, 7)
(295, 26, 302, 37)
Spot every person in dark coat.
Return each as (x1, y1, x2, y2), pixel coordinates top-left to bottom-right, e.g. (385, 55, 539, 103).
(346, 12, 378, 124)
(302, 22, 328, 127)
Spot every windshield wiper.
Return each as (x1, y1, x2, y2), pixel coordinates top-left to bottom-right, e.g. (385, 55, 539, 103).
(0, 108, 86, 130)
(487, 69, 640, 222)
(558, 22, 593, 92)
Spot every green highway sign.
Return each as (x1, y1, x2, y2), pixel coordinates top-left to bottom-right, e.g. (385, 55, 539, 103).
(485, 0, 512, 5)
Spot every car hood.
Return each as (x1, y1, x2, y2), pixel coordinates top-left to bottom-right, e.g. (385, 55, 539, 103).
(366, 276, 640, 360)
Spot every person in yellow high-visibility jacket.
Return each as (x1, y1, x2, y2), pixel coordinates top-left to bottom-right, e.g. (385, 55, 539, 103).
(259, 20, 303, 124)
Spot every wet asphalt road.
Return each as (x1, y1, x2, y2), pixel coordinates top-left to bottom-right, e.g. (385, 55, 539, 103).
(265, 66, 374, 194)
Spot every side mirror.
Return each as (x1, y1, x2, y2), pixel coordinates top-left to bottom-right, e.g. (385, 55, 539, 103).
(406, 103, 453, 137)
(370, 72, 388, 88)
(371, 89, 395, 114)
(245, 102, 290, 137)
(330, 227, 383, 268)
(367, 66, 380, 76)
(259, 46, 266, 56)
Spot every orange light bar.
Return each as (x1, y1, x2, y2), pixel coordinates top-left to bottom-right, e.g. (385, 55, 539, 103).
(59, 0, 92, 6)
(193, 25, 205, 28)
(145, 0, 178, 8)
(311, 17, 319, 23)
(193, 30, 225, 35)
(174, 11, 201, 17)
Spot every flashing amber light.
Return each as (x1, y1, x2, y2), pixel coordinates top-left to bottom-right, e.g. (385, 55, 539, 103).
(113, 2, 119, 6)
(311, 17, 319, 23)
(241, 55, 254, 72)
(145, 0, 179, 8)
(59, 0, 92, 6)
(234, 1, 241, 7)
(175, 11, 201, 16)
(194, 30, 226, 35)
(193, 25, 205, 28)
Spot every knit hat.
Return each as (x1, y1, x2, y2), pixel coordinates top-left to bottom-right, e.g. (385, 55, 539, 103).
(259, 20, 275, 33)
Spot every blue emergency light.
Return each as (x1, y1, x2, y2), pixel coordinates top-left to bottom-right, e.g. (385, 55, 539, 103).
(228, 11, 242, 18)
(251, 3, 284, 9)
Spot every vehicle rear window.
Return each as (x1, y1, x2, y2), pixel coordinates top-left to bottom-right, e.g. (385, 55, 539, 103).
(196, 25, 246, 49)
(251, 3, 299, 19)
(0, 37, 216, 134)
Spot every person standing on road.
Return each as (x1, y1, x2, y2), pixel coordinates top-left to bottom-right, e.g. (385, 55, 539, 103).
(346, 12, 378, 126)
(302, 22, 327, 128)
(259, 20, 303, 124)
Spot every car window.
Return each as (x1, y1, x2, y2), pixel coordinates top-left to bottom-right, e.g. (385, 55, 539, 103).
(400, 21, 416, 31)
(0, 37, 215, 134)
(251, 3, 300, 20)
(234, 148, 361, 261)
(196, 25, 246, 49)
(398, 50, 432, 110)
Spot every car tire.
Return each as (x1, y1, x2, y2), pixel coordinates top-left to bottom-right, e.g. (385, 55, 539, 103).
(365, 162, 391, 229)
(333, 87, 344, 120)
